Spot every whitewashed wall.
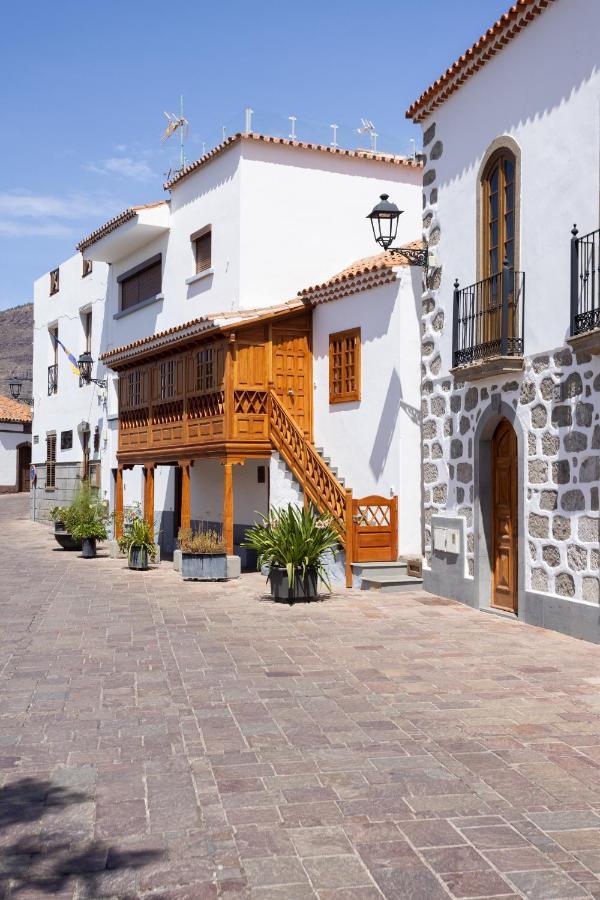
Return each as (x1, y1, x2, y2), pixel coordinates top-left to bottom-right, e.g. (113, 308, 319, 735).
(312, 271, 423, 556)
(0, 424, 28, 489)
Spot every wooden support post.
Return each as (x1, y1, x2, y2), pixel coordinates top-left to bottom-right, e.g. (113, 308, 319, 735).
(143, 464, 155, 535)
(115, 466, 124, 539)
(223, 460, 234, 555)
(345, 489, 354, 589)
(179, 459, 191, 531)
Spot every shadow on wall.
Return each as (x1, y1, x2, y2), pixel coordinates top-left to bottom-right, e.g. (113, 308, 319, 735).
(0, 777, 161, 896)
(369, 368, 416, 480)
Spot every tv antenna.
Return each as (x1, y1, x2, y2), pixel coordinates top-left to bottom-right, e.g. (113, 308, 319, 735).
(357, 118, 378, 153)
(162, 95, 189, 170)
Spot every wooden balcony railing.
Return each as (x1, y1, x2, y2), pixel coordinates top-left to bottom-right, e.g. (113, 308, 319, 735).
(47, 364, 58, 396)
(453, 265, 525, 368)
(571, 225, 600, 336)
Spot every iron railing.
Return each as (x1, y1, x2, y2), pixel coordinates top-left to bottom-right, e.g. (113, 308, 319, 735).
(453, 265, 525, 367)
(48, 364, 58, 396)
(571, 226, 600, 336)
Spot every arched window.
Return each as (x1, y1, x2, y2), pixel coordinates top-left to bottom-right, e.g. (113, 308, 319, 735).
(481, 149, 516, 277)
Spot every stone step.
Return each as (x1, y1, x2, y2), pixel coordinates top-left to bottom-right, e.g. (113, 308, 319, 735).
(352, 560, 408, 579)
(360, 573, 424, 593)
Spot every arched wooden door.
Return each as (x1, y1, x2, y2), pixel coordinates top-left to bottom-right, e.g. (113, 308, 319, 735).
(491, 419, 518, 613)
(17, 443, 31, 493)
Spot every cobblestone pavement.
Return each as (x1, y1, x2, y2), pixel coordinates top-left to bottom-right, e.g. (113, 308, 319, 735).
(3, 494, 600, 898)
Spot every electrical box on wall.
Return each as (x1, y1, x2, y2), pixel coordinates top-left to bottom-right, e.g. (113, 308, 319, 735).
(433, 526, 460, 554)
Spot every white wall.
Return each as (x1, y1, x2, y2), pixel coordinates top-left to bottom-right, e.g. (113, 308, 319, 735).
(426, 0, 600, 374)
(312, 271, 422, 555)
(239, 141, 422, 309)
(0, 425, 27, 488)
(32, 254, 109, 469)
(189, 458, 268, 526)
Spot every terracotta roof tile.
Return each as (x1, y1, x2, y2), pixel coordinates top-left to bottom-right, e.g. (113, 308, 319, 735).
(0, 395, 32, 424)
(406, 0, 552, 122)
(76, 200, 168, 253)
(164, 132, 422, 190)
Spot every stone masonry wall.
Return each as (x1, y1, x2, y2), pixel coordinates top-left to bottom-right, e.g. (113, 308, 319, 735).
(420, 122, 600, 605)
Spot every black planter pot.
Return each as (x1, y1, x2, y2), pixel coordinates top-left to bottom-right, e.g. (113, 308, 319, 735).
(129, 545, 149, 570)
(54, 523, 82, 551)
(81, 538, 97, 559)
(269, 566, 319, 603)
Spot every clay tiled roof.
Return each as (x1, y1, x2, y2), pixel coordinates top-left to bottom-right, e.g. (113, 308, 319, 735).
(76, 200, 168, 252)
(0, 395, 32, 424)
(164, 132, 422, 190)
(406, 0, 553, 123)
(299, 244, 422, 306)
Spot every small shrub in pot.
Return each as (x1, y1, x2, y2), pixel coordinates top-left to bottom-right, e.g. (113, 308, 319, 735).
(178, 527, 228, 580)
(50, 505, 81, 550)
(118, 516, 157, 570)
(63, 482, 108, 560)
(243, 504, 339, 603)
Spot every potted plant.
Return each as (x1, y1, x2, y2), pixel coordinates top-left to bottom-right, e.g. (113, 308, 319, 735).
(118, 516, 157, 570)
(178, 527, 228, 580)
(63, 482, 108, 559)
(243, 504, 339, 603)
(50, 505, 82, 551)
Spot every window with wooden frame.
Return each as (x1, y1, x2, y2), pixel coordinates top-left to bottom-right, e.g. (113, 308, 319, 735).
(82, 257, 93, 278)
(196, 347, 215, 391)
(329, 328, 361, 404)
(45, 432, 56, 490)
(192, 228, 212, 274)
(127, 370, 142, 406)
(119, 255, 162, 312)
(482, 149, 516, 277)
(159, 360, 175, 399)
(49, 268, 59, 295)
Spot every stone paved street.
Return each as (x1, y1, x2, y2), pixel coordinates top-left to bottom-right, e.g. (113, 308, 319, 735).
(3, 494, 600, 898)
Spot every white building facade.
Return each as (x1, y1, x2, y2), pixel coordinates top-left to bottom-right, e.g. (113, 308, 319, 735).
(31, 254, 109, 520)
(407, 0, 600, 637)
(0, 397, 31, 494)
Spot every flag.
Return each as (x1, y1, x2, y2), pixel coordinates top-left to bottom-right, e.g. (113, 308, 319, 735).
(52, 334, 80, 377)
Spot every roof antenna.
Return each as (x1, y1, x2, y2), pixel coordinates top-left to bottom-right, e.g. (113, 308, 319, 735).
(330, 124, 338, 149)
(245, 107, 254, 133)
(161, 95, 189, 170)
(289, 115, 297, 140)
(357, 118, 377, 152)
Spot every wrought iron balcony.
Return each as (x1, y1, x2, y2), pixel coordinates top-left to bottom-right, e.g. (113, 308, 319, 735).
(47, 364, 58, 396)
(571, 226, 599, 336)
(453, 266, 525, 369)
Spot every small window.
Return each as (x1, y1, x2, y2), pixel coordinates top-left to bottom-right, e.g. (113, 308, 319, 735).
(50, 268, 59, 295)
(46, 433, 57, 489)
(329, 328, 361, 404)
(127, 370, 142, 407)
(119, 255, 162, 312)
(82, 257, 93, 278)
(83, 311, 92, 354)
(159, 360, 175, 399)
(257, 465, 266, 484)
(60, 430, 73, 450)
(196, 347, 215, 391)
(193, 229, 212, 274)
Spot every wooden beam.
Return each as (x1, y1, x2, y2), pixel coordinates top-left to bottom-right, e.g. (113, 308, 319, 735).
(179, 459, 192, 531)
(115, 466, 124, 539)
(143, 464, 155, 535)
(222, 460, 234, 555)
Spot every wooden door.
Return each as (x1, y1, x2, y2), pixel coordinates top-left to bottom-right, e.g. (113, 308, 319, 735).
(18, 444, 31, 492)
(272, 327, 311, 437)
(352, 495, 398, 563)
(492, 419, 518, 613)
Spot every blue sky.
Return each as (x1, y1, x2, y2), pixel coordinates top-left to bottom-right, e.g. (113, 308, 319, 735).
(0, 0, 509, 310)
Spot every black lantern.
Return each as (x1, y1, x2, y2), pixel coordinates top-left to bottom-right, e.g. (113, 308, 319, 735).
(9, 376, 23, 400)
(77, 351, 107, 389)
(366, 193, 429, 266)
(367, 193, 402, 250)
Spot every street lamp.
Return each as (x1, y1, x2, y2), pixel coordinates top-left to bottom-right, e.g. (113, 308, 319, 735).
(78, 352, 107, 389)
(367, 193, 428, 266)
(8, 376, 34, 406)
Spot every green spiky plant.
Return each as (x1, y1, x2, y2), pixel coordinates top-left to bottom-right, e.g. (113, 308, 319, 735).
(242, 504, 339, 590)
(118, 516, 157, 564)
(64, 481, 109, 542)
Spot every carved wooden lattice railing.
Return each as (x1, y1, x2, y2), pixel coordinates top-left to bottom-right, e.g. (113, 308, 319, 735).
(268, 390, 354, 585)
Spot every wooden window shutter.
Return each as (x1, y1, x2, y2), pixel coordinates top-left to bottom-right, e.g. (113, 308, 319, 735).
(329, 328, 361, 404)
(46, 433, 57, 489)
(120, 258, 162, 311)
(195, 231, 212, 274)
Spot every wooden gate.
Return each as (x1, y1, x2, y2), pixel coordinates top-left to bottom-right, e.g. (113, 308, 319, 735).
(352, 495, 398, 563)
